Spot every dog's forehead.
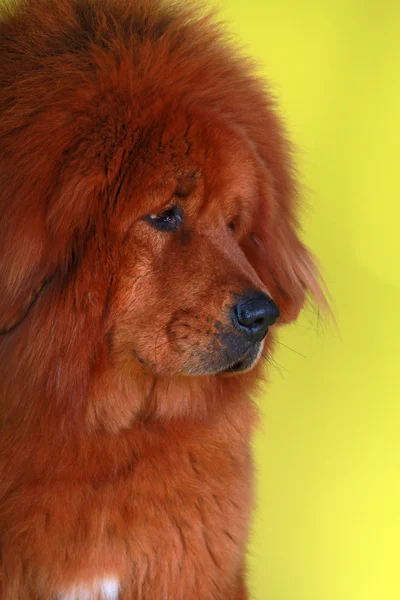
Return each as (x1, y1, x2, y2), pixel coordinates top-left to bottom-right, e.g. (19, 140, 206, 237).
(197, 130, 259, 215)
(120, 105, 259, 221)
(165, 110, 258, 197)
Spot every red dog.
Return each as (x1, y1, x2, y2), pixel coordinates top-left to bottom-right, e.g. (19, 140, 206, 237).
(0, 1, 325, 598)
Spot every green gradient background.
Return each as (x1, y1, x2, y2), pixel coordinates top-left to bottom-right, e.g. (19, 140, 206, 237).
(211, 1, 400, 599)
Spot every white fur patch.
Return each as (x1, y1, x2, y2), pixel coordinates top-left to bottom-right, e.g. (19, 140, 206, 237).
(58, 578, 120, 600)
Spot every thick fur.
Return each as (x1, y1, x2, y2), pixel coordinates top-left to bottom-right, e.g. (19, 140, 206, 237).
(0, 1, 325, 598)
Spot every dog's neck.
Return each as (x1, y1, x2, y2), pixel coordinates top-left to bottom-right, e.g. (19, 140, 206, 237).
(85, 363, 261, 434)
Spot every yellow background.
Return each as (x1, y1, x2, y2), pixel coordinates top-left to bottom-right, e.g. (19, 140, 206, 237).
(211, 1, 400, 599)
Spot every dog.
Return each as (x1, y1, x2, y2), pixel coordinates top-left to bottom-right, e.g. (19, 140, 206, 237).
(0, 0, 326, 598)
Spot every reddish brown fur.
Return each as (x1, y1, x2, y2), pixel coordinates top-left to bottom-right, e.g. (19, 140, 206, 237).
(0, 1, 325, 598)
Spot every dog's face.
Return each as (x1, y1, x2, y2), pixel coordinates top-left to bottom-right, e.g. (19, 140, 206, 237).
(0, 102, 322, 392)
(112, 112, 280, 376)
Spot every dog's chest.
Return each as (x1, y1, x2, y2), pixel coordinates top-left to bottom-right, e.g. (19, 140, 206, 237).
(6, 431, 253, 599)
(102, 440, 252, 598)
(58, 578, 120, 600)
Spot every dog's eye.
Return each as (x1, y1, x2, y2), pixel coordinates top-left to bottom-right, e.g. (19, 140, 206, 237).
(144, 205, 183, 232)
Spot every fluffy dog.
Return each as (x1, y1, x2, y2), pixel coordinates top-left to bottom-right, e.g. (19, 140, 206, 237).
(0, 0, 325, 598)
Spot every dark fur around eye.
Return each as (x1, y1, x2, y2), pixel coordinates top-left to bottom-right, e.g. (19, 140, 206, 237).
(229, 215, 240, 233)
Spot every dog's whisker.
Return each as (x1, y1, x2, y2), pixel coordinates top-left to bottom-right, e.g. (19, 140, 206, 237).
(262, 352, 287, 379)
(275, 340, 307, 359)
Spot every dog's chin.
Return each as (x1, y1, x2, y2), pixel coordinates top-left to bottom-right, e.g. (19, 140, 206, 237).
(183, 342, 263, 377)
(132, 342, 263, 377)
(220, 343, 263, 375)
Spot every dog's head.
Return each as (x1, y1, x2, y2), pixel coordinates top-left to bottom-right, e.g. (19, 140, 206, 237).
(0, 0, 326, 410)
(110, 106, 306, 377)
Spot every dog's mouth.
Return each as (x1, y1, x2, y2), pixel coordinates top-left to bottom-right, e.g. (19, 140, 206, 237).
(132, 337, 264, 376)
(222, 343, 263, 374)
(225, 358, 249, 373)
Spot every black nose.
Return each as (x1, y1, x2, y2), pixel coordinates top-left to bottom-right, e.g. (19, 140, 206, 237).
(232, 292, 280, 341)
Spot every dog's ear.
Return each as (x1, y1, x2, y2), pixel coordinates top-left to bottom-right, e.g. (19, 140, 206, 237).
(0, 272, 53, 335)
(0, 136, 106, 336)
(255, 217, 328, 324)
(0, 175, 104, 335)
(243, 172, 328, 325)
(240, 111, 329, 325)
(0, 200, 58, 334)
(0, 70, 122, 333)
